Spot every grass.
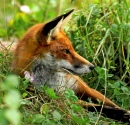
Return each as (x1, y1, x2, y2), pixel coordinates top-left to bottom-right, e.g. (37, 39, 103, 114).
(68, 1, 130, 107)
(0, 0, 130, 125)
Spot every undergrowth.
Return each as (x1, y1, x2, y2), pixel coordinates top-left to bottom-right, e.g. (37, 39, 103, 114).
(68, 0, 130, 109)
(0, 74, 128, 125)
(0, 0, 130, 125)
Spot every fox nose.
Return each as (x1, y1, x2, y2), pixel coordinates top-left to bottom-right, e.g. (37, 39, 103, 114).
(89, 64, 94, 70)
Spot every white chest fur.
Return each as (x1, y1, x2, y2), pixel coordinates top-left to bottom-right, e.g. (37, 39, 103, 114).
(31, 61, 78, 92)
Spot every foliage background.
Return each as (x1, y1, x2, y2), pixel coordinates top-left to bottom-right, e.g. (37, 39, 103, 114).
(0, 0, 130, 125)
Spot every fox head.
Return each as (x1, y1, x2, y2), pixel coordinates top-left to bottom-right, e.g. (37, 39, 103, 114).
(12, 9, 94, 76)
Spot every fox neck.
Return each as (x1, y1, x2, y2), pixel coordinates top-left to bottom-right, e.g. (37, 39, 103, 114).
(31, 57, 77, 92)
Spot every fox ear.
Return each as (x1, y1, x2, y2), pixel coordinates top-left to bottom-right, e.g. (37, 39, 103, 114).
(42, 9, 74, 44)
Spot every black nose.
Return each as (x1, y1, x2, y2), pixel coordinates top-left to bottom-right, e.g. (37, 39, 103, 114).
(89, 64, 94, 70)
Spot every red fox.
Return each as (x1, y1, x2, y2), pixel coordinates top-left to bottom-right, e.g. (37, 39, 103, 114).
(12, 9, 130, 122)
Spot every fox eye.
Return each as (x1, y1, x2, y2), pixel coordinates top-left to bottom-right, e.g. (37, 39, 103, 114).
(62, 49, 70, 54)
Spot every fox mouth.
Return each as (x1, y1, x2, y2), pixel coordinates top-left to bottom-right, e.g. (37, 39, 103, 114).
(61, 67, 87, 76)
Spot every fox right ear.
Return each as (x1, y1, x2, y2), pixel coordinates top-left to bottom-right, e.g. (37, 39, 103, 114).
(42, 9, 74, 44)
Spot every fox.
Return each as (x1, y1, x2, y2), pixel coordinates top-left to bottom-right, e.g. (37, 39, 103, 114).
(11, 9, 130, 122)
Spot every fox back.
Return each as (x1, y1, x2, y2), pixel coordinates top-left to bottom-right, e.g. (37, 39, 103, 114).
(12, 9, 94, 90)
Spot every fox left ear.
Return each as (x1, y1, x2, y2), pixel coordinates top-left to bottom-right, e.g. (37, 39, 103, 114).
(42, 9, 74, 44)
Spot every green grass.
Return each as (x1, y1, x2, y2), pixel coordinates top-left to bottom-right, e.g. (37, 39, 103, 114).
(0, 0, 130, 125)
(68, 0, 130, 109)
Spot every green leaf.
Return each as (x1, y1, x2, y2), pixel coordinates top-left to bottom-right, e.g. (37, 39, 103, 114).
(52, 110, 62, 121)
(121, 86, 129, 93)
(4, 75, 19, 88)
(40, 103, 49, 115)
(69, 95, 78, 102)
(0, 110, 8, 125)
(44, 87, 58, 99)
(72, 115, 89, 125)
(64, 89, 78, 102)
(4, 90, 21, 109)
(32, 114, 45, 124)
(108, 81, 121, 89)
(20, 99, 32, 105)
(107, 73, 114, 78)
(64, 89, 75, 97)
(114, 89, 120, 95)
(70, 104, 82, 112)
(42, 120, 55, 125)
(22, 92, 28, 98)
(5, 109, 21, 125)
